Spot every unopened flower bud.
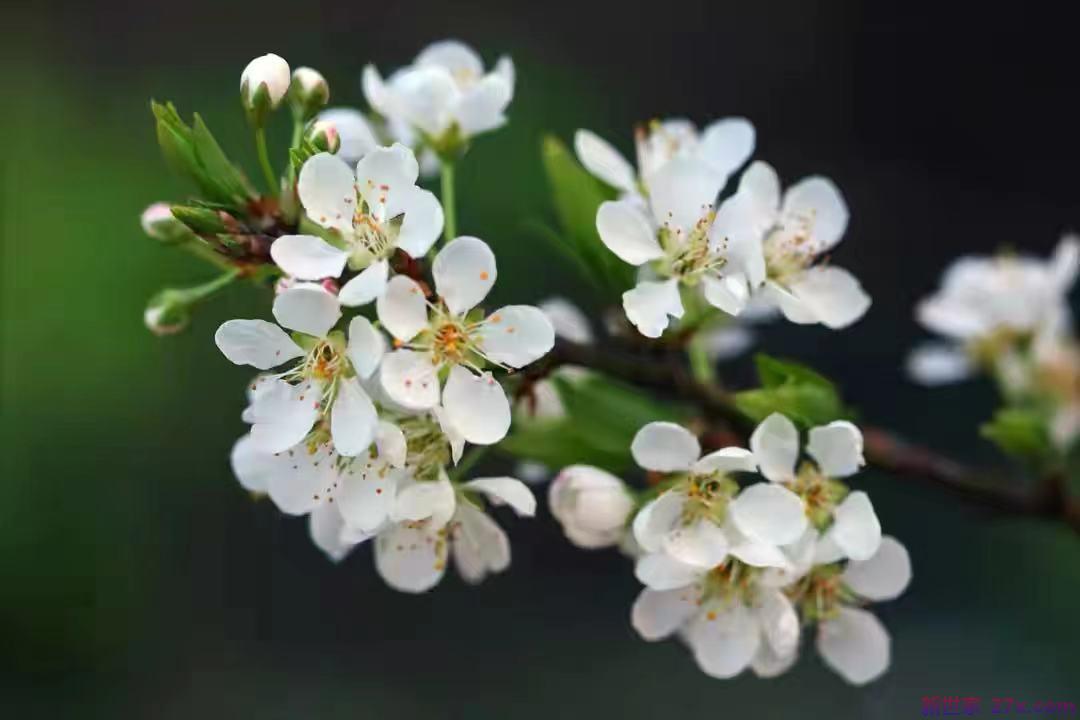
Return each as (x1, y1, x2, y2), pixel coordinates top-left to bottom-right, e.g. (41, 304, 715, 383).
(144, 289, 190, 336)
(240, 53, 291, 126)
(141, 202, 192, 244)
(290, 67, 330, 120)
(307, 119, 340, 154)
(549, 465, 634, 549)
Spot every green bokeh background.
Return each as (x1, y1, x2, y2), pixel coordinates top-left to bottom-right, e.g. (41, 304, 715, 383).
(2, 2, 1078, 716)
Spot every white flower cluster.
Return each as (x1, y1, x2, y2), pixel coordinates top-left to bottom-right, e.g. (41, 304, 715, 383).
(577, 120, 871, 337)
(908, 236, 1080, 449)
(551, 413, 911, 685)
(215, 46, 554, 592)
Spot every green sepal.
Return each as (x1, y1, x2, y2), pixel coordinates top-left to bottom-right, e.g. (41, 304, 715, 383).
(171, 205, 228, 234)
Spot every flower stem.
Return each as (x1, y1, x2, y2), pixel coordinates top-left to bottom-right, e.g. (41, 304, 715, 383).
(688, 334, 716, 385)
(450, 444, 490, 482)
(254, 127, 278, 199)
(441, 160, 457, 243)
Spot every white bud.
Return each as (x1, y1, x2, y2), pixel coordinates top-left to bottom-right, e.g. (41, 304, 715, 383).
(307, 119, 340, 153)
(240, 53, 291, 110)
(549, 465, 635, 549)
(140, 202, 192, 244)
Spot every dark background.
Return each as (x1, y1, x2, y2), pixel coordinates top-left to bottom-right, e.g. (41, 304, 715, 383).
(2, 1, 1078, 717)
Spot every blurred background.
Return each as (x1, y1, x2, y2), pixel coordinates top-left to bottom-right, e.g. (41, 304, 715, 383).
(2, 1, 1078, 717)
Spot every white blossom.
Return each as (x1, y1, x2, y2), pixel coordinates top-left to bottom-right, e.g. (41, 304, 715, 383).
(376, 237, 555, 446)
(718, 161, 869, 329)
(270, 145, 443, 305)
(215, 284, 384, 456)
(549, 465, 634, 548)
(596, 157, 767, 337)
(363, 40, 514, 151)
(315, 108, 380, 167)
(908, 235, 1079, 385)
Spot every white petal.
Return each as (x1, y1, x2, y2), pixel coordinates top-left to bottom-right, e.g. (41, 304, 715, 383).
(763, 280, 818, 324)
(392, 66, 457, 137)
(272, 285, 341, 338)
(786, 266, 871, 330)
(691, 447, 757, 476)
(710, 196, 768, 287)
(477, 305, 555, 368)
(756, 589, 800, 659)
(346, 316, 385, 380)
(631, 588, 699, 641)
(432, 405, 466, 465)
(843, 536, 912, 601)
(702, 273, 750, 316)
(376, 275, 429, 342)
(338, 465, 401, 533)
(749, 413, 799, 483)
(270, 235, 348, 280)
(647, 156, 723, 232)
(392, 476, 456, 526)
(354, 143, 420, 213)
(807, 421, 865, 478)
(622, 278, 684, 338)
(631, 422, 701, 473)
(631, 490, 686, 552)
(817, 607, 890, 685)
(265, 443, 337, 516)
(454, 75, 511, 136)
(538, 298, 593, 344)
(596, 200, 662, 266)
(735, 161, 781, 233)
(375, 420, 408, 468)
(433, 236, 497, 315)
(230, 434, 273, 492)
(394, 186, 444, 258)
(662, 518, 729, 568)
(463, 477, 537, 517)
(297, 153, 355, 232)
(416, 40, 484, 76)
(1051, 234, 1080, 291)
(248, 379, 320, 454)
(375, 520, 447, 593)
(729, 483, 808, 546)
(361, 64, 391, 115)
(451, 503, 511, 584)
(825, 491, 881, 561)
(442, 366, 511, 445)
(330, 376, 378, 457)
(906, 343, 973, 385)
(493, 56, 515, 96)
(338, 259, 389, 306)
(781, 176, 849, 254)
(215, 319, 303, 370)
(697, 117, 755, 180)
(379, 349, 441, 410)
(309, 503, 353, 563)
(688, 602, 760, 679)
(634, 552, 702, 591)
(751, 641, 798, 679)
(728, 539, 792, 569)
(574, 129, 636, 193)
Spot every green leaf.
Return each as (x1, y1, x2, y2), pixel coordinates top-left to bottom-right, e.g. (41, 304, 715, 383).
(981, 407, 1053, 465)
(540, 136, 635, 294)
(733, 354, 849, 427)
(191, 113, 254, 203)
(151, 101, 253, 208)
(500, 372, 685, 474)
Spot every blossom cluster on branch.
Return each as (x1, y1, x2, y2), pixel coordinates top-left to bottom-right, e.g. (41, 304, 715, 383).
(139, 40, 1077, 687)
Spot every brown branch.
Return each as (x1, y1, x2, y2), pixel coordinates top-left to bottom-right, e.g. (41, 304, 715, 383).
(539, 338, 1080, 533)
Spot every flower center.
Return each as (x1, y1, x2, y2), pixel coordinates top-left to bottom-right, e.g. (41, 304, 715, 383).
(679, 473, 739, 524)
(659, 211, 728, 282)
(787, 564, 853, 623)
(764, 212, 819, 282)
(400, 416, 453, 482)
(789, 463, 848, 530)
(431, 321, 472, 365)
(700, 559, 760, 611)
